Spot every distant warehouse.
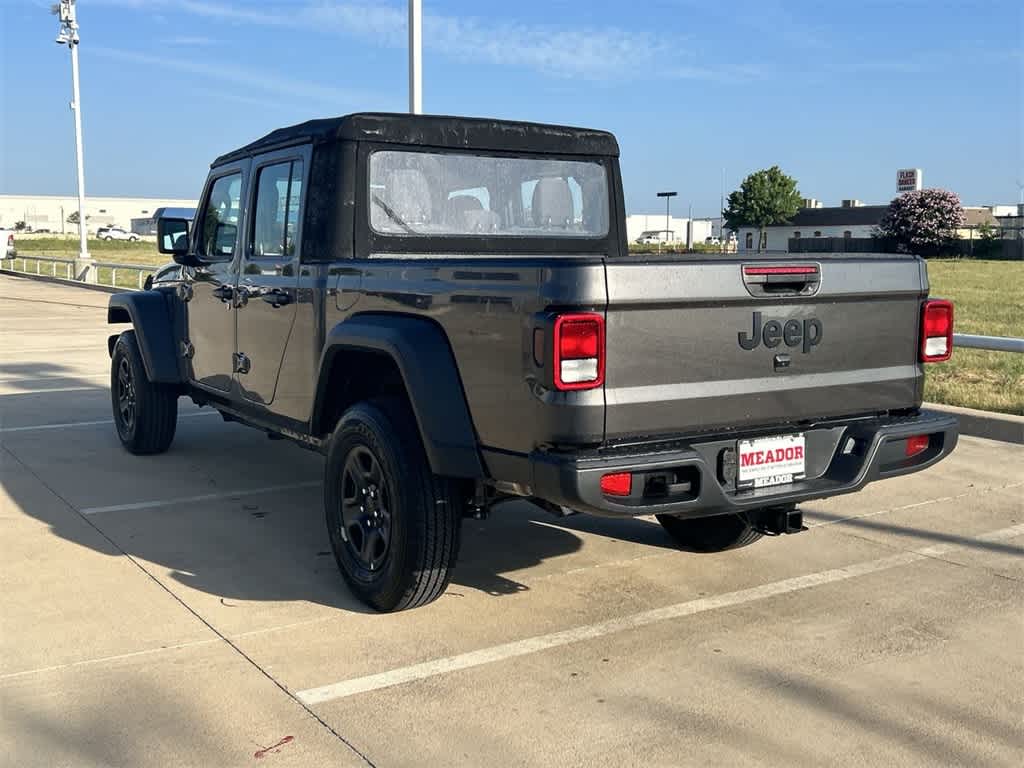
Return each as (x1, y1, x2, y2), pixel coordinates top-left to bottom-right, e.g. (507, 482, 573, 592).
(0, 194, 198, 236)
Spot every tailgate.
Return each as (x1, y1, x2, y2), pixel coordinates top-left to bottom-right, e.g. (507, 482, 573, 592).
(603, 254, 926, 441)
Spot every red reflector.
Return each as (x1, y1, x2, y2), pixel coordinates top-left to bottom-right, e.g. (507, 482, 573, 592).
(920, 299, 954, 363)
(743, 265, 818, 276)
(905, 434, 930, 457)
(600, 472, 632, 496)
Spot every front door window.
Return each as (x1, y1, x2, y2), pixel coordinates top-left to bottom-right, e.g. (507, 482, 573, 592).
(200, 173, 242, 260)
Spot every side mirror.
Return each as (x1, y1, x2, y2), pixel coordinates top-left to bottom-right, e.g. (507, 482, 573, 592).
(157, 217, 189, 255)
(157, 217, 203, 267)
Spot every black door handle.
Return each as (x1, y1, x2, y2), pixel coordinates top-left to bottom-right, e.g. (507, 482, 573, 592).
(261, 289, 292, 307)
(211, 285, 233, 302)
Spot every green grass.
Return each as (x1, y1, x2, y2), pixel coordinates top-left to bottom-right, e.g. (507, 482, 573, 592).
(923, 260, 1023, 415)
(15, 237, 166, 267)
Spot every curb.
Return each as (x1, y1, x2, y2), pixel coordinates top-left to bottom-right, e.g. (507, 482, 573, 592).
(0, 268, 125, 294)
(924, 402, 1024, 445)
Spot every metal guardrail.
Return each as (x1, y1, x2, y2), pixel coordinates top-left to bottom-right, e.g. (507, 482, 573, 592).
(2, 254, 155, 289)
(954, 334, 1024, 354)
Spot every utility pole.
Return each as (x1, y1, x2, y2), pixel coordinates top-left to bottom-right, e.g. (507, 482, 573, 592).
(657, 191, 677, 246)
(54, 1, 93, 281)
(687, 202, 693, 250)
(408, 0, 422, 114)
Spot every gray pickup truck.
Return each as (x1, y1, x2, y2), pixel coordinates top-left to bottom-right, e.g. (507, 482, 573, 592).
(107, 113, 958, 611)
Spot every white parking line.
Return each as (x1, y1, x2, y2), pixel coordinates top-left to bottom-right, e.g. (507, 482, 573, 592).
(296, 523, 1024, 705)
(804, 481, 1024, 528)
(0, 638, 219, 681)
(0, 410, 218, 434)
(80, 481, 321, 515)
(1, 385, 98, 394)
(0, 372, 108, 384)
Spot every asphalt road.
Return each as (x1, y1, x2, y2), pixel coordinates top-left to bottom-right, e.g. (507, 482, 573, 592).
(1, 273, 1021, 768)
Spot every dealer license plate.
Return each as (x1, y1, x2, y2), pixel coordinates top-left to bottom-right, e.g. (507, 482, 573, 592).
(737, 434, 806, 489)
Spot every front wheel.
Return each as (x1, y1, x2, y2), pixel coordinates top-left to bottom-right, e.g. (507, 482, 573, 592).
(656, 512, 763, 553)
(110, 330, 178, 454)
(324, 401, 462, 612)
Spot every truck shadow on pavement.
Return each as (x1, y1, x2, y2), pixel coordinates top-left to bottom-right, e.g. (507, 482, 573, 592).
(6, 365, 1018, 618)
(1, 368, 680, 614)
(805, 511, 1023, 556)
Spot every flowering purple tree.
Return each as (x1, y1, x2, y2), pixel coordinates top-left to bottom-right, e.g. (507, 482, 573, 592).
(877, 189, 965, 255)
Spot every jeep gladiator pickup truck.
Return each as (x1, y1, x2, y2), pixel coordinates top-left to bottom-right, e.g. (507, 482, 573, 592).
(106, 113, 958, 611)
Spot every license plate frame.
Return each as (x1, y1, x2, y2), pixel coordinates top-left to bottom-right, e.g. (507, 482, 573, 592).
(737, 433, 806, 490)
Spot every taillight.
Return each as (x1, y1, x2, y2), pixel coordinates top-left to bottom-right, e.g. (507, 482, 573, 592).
(553, 313, 605, 390)
(6, 234, 12, 247)
(920, 299, 953, 362)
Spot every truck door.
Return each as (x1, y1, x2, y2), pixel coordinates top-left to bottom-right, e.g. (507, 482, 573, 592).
(233, 150, 305, 409)
(186, 164, 248, 393)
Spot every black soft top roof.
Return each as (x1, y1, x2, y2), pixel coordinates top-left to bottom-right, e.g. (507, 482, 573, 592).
(213, 112, 619, 166)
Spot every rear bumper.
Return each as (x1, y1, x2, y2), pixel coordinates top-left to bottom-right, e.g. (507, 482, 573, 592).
(530, 410, 958, 518)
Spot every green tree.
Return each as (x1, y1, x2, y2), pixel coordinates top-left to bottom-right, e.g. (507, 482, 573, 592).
(722, 166, 802, 252)
(66, 211, 80, 225)
(13, 221, 26, 231)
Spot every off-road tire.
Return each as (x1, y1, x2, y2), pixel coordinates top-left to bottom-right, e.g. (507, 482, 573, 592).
(110, 330, 178, 454)
(324, 400, 462, 612)
(656, 512, 763, 552)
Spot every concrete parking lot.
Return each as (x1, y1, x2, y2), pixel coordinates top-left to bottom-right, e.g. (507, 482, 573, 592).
(1, 272, 1022, 767)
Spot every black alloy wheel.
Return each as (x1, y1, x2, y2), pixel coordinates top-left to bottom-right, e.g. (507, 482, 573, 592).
(115, 356, 136, 436)
(338, 445, 393, 573)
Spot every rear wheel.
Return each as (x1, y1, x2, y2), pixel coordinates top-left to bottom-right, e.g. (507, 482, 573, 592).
(110, 330, 178, 454)
(656, 512, 763, 552)
(324, 400, 462, 612)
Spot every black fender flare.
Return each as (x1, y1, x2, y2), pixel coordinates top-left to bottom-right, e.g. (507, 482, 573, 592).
(313, 315, 484, 479)
(107, 291, 183, 385)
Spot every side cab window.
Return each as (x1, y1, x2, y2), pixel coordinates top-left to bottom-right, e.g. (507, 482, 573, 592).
(250, 159, 304, 259)
(199, 172, 243, 260)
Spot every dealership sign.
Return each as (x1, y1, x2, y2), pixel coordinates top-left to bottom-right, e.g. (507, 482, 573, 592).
(897, 168, 922, 193)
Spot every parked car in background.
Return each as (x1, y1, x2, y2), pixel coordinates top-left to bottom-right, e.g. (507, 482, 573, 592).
(1, 229, 16, 258)
(635, 230, 673, 244)
(97, 226, 140, 242)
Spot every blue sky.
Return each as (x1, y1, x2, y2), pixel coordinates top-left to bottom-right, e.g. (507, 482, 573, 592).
(1, 0, 1021, 215)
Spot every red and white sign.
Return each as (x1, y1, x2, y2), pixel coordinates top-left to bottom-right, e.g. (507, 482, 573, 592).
(897, 168, 922, 193)
(738, 434, 806, 489)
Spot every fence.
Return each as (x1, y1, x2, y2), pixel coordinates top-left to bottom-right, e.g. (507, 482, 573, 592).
(1, 254, 155, 289)
(788, 237, 1024, 260)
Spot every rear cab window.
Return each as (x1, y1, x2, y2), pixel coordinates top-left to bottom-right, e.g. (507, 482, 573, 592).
(367, 150, 611, 245)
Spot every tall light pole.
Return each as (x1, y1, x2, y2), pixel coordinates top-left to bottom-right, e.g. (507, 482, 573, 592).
(657, 191, 677, 245)
(54, 0, 92, 280)
(408, 0, 422, 114)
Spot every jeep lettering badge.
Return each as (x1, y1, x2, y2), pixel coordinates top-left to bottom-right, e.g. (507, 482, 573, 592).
(738, 311, 822, 353)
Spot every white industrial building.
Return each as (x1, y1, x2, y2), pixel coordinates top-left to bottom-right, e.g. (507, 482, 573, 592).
(625, 214, 720, 245)
(0, 194, 198, 236)
(737, 200, 1008, 252)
